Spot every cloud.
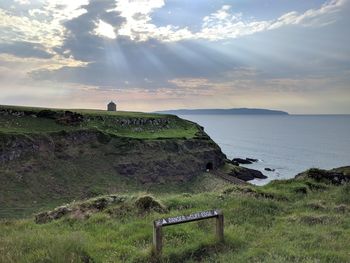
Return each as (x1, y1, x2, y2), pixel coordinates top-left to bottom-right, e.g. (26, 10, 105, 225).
(195, 0, 346, 41)
(32, 37, 247, 88)
(0, 41, 53, 58)
(269, 0, 346, 29)
(7, 0, 348, 92)
(0, 0, 346, 56)
(54, 0, 125, 62)
(14, 0, 30, 5)
(111, 0, 347, 42)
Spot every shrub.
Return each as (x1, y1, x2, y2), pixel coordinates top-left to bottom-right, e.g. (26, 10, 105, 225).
(135, 195, 165, 213)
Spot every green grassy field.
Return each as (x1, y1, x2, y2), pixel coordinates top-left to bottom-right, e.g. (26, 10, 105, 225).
(1, 105, 349, 262)
(1, 172, 350, 263)
(0, 105, 198, 139)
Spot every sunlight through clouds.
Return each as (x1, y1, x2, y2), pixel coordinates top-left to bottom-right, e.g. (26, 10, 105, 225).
(0, 0, 349, 113)
(95, 20, 117, 39)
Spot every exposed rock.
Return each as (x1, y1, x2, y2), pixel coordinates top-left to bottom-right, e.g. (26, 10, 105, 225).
(246, 158, 258, 163)
(0, 108, 36, 117)
(232, 158, 253, 164)
(35, 195, 125, 224)
(56, 111, 84, 125)
(1, 128, 226, 185)
(35, 205, 72, 224)
(37, 109, 58, 119)
(264, 168, 275, 172)
(230, 160, 240, 166)
(229, 167, 267, 181)
(295, 167, 350, 185)
(111, 138, 226, 183)
(0, 130, 99, 164)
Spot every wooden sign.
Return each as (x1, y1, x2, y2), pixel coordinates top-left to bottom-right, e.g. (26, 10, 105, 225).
(153, 210, 224, 255)
(155, 210, 220, 227)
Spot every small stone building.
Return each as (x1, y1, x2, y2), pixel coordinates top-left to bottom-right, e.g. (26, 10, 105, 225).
(107, 101, 117, 111)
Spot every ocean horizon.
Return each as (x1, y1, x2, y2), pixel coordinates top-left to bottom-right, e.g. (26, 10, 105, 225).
(179, 114, 350, 185)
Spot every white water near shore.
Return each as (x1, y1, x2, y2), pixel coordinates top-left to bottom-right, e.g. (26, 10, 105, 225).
(179, 115, 350, 185)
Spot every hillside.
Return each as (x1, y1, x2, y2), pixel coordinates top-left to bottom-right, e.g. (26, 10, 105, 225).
(0, 167, 349, 262)
(156, 108, 289, 115)
(1, 105, 349, 263)
(0, 105, 226, 218)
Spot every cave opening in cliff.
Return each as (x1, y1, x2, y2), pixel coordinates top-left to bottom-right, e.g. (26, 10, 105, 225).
(206, 162, 213, 171)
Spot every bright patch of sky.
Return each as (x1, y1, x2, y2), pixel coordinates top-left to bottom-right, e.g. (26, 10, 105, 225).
(95, 19, 117, 39)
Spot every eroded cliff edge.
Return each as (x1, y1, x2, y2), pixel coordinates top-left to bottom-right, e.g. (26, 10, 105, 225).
(0, 129, 226, 184)
(0, 106, 226, 213)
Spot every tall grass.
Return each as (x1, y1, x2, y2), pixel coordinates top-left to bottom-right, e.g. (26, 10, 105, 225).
(1, 178, 350, 262)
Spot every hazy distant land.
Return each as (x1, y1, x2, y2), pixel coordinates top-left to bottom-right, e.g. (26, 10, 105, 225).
(156, 108, 289, 115)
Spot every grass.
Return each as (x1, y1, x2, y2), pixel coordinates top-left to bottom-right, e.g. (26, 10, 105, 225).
(0, 105, 198, 139)
(1, 176, 350, 262)
(1, 104, 349, 262)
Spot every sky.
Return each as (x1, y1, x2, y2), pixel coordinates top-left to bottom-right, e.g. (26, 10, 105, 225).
(0, 0, 350, 114)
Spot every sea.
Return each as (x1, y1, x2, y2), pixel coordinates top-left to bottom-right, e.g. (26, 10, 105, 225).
(179, 114, 350, 185)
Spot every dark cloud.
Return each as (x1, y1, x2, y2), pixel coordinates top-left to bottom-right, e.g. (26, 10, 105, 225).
(0, 41, 53, 59)
(55, 0, 125, 62)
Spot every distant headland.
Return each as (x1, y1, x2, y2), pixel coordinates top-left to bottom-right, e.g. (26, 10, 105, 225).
(156, 108, 289, 115)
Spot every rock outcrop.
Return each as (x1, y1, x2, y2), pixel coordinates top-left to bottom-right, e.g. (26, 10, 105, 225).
(35, 195, 125, 223)
(232, 158, 256, 164)
(229, 166, 267, 181)
(295, 167, 350, 185)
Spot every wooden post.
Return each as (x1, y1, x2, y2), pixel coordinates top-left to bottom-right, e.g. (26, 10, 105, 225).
(153, 222, 163, 256)
(215, 211, 224, 242)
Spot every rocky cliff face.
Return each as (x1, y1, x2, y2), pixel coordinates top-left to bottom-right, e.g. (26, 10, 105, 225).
(0, 130, 225, 183)
(0, 106, 228, 217)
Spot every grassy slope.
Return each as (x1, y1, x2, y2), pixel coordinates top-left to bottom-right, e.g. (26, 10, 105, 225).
(1, 173, 350, 263)
(0, 105, 198, 139)
(0, 105, 215, 218)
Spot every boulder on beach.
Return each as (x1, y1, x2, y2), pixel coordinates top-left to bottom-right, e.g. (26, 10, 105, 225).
(232, 158, 253, 164)
(229, 166, 267, 181)
(246, 158, 258, 163)
(232, 158, 259, 164)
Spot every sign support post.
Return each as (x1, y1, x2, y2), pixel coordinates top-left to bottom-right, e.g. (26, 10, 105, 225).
(153, 222, 163, 255)
(216, 211, 224, 242)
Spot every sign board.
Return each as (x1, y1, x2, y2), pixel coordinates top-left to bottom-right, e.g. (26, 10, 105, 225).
(153, 209, 224, 256)
(155, 210, 220, 227)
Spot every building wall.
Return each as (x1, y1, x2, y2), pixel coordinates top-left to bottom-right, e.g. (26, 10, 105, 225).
(107, 103, 116, 111)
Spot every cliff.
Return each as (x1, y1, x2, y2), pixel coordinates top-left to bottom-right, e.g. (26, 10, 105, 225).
(0, 105, 226, 217)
